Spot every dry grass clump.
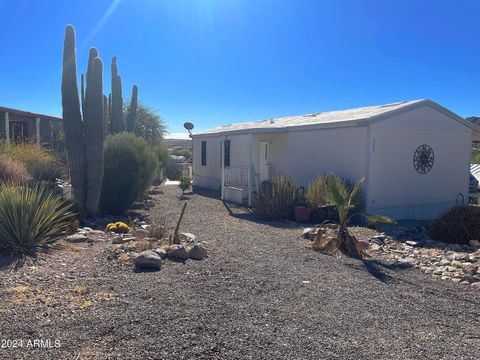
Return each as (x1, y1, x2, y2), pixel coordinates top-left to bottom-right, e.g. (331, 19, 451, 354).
(0, 154, 31, 184)
(430, 205, 480, 244)
(148, 224, 166, 240)
(0, 142, 63, 182)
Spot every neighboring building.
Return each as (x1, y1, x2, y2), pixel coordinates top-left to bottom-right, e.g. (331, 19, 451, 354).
(192, 99, 480, 220)
(0, 106, 63, 144)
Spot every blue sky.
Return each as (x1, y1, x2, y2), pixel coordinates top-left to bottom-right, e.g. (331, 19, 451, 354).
(0, 0, 479, 137)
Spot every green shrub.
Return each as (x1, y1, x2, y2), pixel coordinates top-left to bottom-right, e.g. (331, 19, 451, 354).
(153, 144, 182, 180)
(430, 205, 480, 244)
(0, 183, 75, 255)
(100, 133, 158, 215)
(0, 155, 31, 184)
(254, 176, 298, 220)
(179, 176, 192, 194)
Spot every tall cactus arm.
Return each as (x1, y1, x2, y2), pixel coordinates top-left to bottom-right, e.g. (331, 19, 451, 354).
(84, 56, 104, 216)
(61, 25, 86, 213)
(126, 85, 138, 132)
(110, 56, 124, 133)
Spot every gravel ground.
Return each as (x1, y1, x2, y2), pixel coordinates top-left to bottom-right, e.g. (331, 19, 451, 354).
(0, 185, 479, 359)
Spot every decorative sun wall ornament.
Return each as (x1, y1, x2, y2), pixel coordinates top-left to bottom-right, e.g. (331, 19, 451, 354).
(413, 144, 434, 174)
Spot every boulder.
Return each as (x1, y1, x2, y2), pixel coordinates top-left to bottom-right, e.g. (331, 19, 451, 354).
(66, 234, 88, 243)
(167, 245, 189, 262)
(134, 250, 162, 270)
(406, 240, 422, 247)
(189, 244, 207, 260)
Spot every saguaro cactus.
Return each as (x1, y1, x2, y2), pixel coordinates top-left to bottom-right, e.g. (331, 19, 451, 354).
(126, 85, 138, 132)
(61, 25, 86, 212)
(103, 95, 109, 137)
(110, 57, 124, 133)
(84, 56, 104, 215)
(61, 25, 104, 216)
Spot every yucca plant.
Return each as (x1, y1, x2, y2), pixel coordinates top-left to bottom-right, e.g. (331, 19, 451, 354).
(0, 183, 75, 255)
(313, 174, 394, 258)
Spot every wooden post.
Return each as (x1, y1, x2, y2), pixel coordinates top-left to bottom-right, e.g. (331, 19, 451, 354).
(173, 202, 187, 244)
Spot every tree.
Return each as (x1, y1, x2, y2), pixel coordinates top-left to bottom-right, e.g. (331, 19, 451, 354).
(124, 102, 167, 146)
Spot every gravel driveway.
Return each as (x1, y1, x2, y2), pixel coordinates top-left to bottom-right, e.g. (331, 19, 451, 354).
(0, 185, 479, 359)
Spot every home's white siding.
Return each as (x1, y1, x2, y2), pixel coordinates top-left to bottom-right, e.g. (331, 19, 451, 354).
(367, 105, 472, 219)
(251, 126, 368, 186)
(192, 133, 250, 191)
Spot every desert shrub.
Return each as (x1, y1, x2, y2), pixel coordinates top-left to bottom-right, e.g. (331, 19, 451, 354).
(305, 175, 328, 212)
(0, 155, 31, 184)
(254, 176, 298, 220)
(100, 133, 158, 215)
(179, 176, 192, 194)
(0, 183, 75, 255)
(0, 142, 64, 182)
(153, 144, 182, 180)
(429, 205, 480, 244)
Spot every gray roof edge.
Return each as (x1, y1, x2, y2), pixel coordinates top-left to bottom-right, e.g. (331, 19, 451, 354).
(191, 99, 478, 137)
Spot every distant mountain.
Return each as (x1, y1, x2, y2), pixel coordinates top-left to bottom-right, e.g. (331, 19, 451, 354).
(467, 116, 480, 125)
(164, 138, 192, 148)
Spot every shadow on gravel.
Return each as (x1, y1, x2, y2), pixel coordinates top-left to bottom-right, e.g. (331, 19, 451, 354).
(0, 253, 32, 270)
(343, 258, 413, 283)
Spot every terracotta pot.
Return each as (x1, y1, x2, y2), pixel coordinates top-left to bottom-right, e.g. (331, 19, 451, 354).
(294, 206, 312, 223)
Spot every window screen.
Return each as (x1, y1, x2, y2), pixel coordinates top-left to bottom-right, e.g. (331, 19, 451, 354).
(224, 140, 231, 167)
(201, 140, 207, 166)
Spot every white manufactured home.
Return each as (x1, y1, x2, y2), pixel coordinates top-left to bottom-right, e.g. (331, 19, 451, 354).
(192, 99, 480, 220)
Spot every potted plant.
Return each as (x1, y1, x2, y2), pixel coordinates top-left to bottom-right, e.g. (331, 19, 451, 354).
(294, 186, 312, 223)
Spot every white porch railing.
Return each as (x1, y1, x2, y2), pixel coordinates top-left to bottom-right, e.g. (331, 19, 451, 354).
(224, 166, 249, 189)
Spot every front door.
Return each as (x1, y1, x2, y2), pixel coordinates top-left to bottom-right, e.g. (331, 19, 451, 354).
(259, 141, 270, 182)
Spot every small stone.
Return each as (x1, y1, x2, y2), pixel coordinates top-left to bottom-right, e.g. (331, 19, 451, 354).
(134, 250, 162, 270)
(302, 228, 314, 238)
(154, 248, 167, 259)
(82, 227, 93, 232)
(406, 240, 422, 247)
(180, 232, 197, 244)
(439, 259, 451, 266)
(469, 240, 480, 248)
(460, 281, 470, 285)
(442, 271, 454, 277)
(451, 260, 462, 268)
(451, 278, 462, 283)
(167, 245, 189, 262)
(470, 282, 480, 289)
(188, 244, 207, 260)
(112, 236, 136, 244)
(66, 234, 88, 243)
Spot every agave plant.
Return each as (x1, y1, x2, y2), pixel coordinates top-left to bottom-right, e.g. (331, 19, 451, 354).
(313, 174, 395, 258)
(0, 183, 75, 255)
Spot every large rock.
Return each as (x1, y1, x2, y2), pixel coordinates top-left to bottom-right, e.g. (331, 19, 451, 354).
(167, 245, 189, 262)
(189, 244, 207, 260)
(66, 234, 88, 243)
(134, 250, 162, 270)
(470, 282, 480, 290)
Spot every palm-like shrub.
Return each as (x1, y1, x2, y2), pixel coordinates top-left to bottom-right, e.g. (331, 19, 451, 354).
(0, 155, 31, 184)
(313, 174, 394, 258)
(100, 133, 158, 215)
(0, 183, 75, 255)
(254, 177, 298, 220)
(430, 205, 480, 244)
